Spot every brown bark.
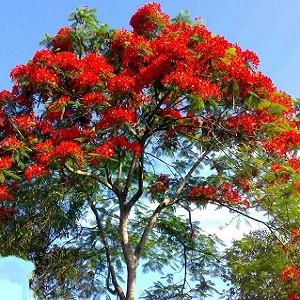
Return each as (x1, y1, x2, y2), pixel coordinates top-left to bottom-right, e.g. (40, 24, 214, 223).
(120, 206, 138, 300)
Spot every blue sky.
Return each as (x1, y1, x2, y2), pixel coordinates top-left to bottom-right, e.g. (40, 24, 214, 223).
(0, 0, 299, 299)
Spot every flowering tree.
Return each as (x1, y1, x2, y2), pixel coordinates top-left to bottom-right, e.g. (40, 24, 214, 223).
(0, 3, 300, 299)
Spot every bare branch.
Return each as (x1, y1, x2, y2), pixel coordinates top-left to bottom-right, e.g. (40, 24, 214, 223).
(116, 152, 123, 186)
(89, 201, 125, 300)
(215, 201, 286, 246)
(123, 155, 139, 197)
(176, 149, 211, 196)
(145, 151, 184, 179)
(135, 198, 171, 260)
(65, 165, 113, 190)
(181, 244, 188, 296)
(126, 153, 144, 210)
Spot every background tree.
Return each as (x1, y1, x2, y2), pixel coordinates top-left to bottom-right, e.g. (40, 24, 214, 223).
(0, 3, 300, 299)
(223, 169, 300, 300)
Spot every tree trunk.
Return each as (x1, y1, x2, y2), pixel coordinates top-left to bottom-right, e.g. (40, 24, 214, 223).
(126, 264, 137, 300)
(120, 206, 138, 300)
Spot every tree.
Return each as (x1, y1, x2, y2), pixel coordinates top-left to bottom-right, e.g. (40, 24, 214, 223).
(223, 227, 300, 300)
(223, 174, 300, 300)
(0, 3, 300, 299)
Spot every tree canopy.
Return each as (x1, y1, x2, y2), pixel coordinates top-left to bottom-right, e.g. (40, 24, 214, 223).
(0, 3, 300, 299)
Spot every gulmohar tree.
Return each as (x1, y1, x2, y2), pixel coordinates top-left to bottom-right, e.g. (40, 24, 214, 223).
(0, 3, 300, 299)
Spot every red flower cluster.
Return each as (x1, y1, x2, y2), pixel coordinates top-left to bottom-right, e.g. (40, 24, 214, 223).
(149, 174, 170, 196)
(14, 114, 36, 131)
(1, 137, 23, 150)
(281, 266, 300, 285)
(35, 139, 54, 165)
(130, 3, 170, 35)
(108, 74, 139, 95)
(0, 90, 11, 104)
(54, 141, 84, 164)
(263, 130, 300, 157)
(162, 71, 221, 100)
(90, 136, 142, 164)
(227, 113, 257, 136)
(287, 292, 300, 300)
(52, 27, 73, 51)
(97, 107, 137, 129)
(160, 107, 183, 119)
(189, 182, 250, 208)
(110, 30, 152, 69)
(188, 185, 217, 201)
(0, 156, 12, 172)
(30, 68, 60, 87)
(0, 184, 14, 202)
(82, 92, 106, 106)
(24, 164, 49, 181)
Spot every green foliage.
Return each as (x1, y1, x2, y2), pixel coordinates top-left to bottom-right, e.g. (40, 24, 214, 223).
(223, 230, 294, 300)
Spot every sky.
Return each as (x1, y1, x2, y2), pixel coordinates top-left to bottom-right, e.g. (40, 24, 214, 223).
(0, 0, 299, 299)
(0, 256, 35, 300)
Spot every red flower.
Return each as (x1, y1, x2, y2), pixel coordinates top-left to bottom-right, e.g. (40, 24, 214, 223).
(14, 114, 36, 131)
(35, 139, 55, 165)
(82, 93, 106, 106)
(30, 68, 59, 86)
(82, 54, 113, 76)
(0, 184, 14, 202)
(1, 137, 23, 150)
(52, 27, 73, 51)
(32, 49, 55, 66)
(188, 185, 217, 200)
(92, 144, 115, 161)
(75, 71, 101, 90)
(241, 49, 260, 68)
(0, 156, 12, 172)
(227, 113, 257, 136)
(0, 90, 12, 104)
(149, 174, 170, 196)
(130, 3, 170, 35)
(54, 51, 81, 71)
(98, 107, 137, 129)
(287, 291, 300, 300)
(160, 107, 183, 119)
(54, 141, 84, 164)
(108, 74, 139, 94)
(162, 71, 221, 100)
(130, 142, 143, 155)
(24, 164, 49, 181)
(10, 64, 32, 82)
(281, 266, 300, 284)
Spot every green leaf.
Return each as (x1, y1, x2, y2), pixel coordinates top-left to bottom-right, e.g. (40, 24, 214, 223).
(268, 103, 287, 115)
(0, 173, 5, 183)
(3, 170, 22, 180)
(209, 99, 219, 111)
(189, 94, 205, 112)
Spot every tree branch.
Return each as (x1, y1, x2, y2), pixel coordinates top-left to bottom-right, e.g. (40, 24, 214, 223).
(134, 198, 171, 260)
(89, 201, 126, 300)
(181, 243, 188, 296)
(215, 201, 286, 246)
(176, 148, 211, 196)
(123, 155, 139, 198)
(145, 151, 184, 179)
(126, 153, 144, 210)
(65, 165, 113, 190)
